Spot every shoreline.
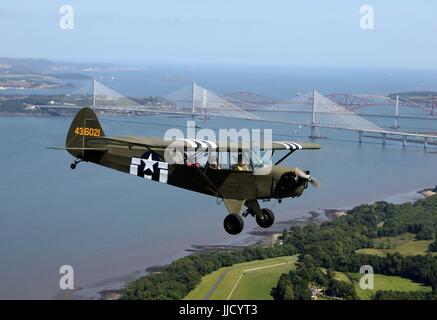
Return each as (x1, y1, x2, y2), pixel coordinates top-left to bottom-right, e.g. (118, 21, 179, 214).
(77, 186, 435, 300)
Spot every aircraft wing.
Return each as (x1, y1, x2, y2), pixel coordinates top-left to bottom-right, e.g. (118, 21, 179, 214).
(270, 141, 321, 151)
(269, 141, 320, 165)
(85, 136, 320, 152)
(85, 136, 221, 151)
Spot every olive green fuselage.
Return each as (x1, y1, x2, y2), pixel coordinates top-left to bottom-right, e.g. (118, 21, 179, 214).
(77, 147, 306, 201)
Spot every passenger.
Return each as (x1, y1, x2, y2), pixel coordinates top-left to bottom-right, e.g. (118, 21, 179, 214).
(208, 155, 219, 169)
(232, 153, 250, 171)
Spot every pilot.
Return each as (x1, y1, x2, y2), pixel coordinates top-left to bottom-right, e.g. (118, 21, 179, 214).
(208, 155, 219, 169)
(233, 153, 250, 171)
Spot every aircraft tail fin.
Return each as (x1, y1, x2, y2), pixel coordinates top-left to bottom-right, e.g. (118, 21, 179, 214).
(66, 107, 105, 157)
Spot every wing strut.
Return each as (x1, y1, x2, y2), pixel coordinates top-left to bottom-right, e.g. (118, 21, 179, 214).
(274, 149, 297, 165)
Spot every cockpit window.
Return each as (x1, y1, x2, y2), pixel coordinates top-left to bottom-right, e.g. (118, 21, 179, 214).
(182, 147, 272, 172)
(251, 147, 272, 169)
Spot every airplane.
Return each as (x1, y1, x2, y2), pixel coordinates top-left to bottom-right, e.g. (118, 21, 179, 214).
(51, 107, 321, 235)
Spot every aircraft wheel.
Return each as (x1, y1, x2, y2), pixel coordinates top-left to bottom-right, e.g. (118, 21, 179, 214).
(223, 214, 244, 235)
(256, 209, 275, 228)
(70, 163, 76, 170)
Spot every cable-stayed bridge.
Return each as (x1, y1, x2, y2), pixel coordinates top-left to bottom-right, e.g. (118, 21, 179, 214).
(39, 79, 437, 148)
(163, 82, 258, 119)
(59, 80, 259, 119)
(231, 91, 437, 120)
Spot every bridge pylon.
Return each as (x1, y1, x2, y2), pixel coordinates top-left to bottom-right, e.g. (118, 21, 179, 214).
(309, 126, 321, 139)
(393, 95, 400, 128)
(309, 89, 321, 138)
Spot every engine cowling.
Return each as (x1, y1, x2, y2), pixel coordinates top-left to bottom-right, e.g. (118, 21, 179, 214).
(272, 166, 319, 199)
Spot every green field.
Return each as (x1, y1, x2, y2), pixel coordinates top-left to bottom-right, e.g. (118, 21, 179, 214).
(321, 268, 352, 284)
(185, 256, 298, 300)
(320, 270, 431, 300)
(351, 274, 432, 300)
(185, 256, 431, 300)
(356, 233, 435, 257)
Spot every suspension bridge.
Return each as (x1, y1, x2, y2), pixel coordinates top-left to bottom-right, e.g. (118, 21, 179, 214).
(39, 79, 437, 148)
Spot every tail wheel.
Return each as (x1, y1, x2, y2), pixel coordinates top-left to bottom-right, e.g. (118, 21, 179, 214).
(223, 214, 244, 235)
(256, 208, 275, 228)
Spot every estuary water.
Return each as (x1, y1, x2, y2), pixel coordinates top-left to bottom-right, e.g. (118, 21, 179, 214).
(1, 67, 437, 299)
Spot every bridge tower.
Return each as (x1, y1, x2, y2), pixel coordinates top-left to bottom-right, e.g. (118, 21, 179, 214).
(202, 88, 208, 118)
(393, 95, 400, 128)
(191, 81, 196, 114)
(92, 77, 96, 107)
(432, 95, 436, 116)
(309, 88, 321, 138)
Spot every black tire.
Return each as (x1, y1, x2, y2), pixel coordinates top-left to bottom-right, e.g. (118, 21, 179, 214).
(256, 209, 275, 228)
(223, 214, 244, 235)
(70, 163, 76, 170)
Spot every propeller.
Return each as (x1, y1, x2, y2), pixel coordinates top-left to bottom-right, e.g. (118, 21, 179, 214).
(293, 168, 321, 189)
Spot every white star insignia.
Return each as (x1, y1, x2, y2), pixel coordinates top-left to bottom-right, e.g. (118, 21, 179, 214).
(142, 154, 157, 174)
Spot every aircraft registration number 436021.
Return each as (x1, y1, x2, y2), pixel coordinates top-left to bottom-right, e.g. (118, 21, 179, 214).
(74, 127, 101, 137)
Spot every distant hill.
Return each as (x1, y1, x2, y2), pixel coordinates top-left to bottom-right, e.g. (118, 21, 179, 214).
(0, 57, 117, 74)
(388, 91, 437, 100)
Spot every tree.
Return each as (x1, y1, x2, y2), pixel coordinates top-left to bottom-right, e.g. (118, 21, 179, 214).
(325, 279, 358, 300)
(417, 228, 433, 240)
(283, 286, 294, 300)
(292, 281, 312, 300)
(274, 274, 294, 300)
(428, 232, 437, 252)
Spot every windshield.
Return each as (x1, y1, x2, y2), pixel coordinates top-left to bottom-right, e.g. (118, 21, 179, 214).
(251, 147, 272, 169)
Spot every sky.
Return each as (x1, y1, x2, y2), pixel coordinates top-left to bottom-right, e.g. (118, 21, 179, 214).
(1, 0, 437, 68)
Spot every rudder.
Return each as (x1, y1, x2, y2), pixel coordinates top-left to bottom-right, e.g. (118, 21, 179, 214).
(66, 107, 105, 157)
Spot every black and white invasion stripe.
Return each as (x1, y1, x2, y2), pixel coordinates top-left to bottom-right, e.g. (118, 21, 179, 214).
(277, 141, 302, 150)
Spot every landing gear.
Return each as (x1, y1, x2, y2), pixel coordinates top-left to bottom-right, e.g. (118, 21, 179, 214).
(70, 160, 82, 170)
(223, 214, 244, 235)
(255, 208, 275, 228)
(222, 200, 276, 234)
(243, 200, 276, 229)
